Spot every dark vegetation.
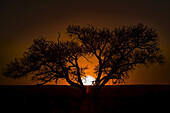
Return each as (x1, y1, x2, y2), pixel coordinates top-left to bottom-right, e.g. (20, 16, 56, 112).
(1, 85, 170, 113)
(2, 23, 165, 97)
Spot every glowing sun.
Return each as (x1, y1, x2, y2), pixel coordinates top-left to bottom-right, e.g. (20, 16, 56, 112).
(81, 75, 95, 85)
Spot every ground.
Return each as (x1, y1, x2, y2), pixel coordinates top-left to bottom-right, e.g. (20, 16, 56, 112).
(1, 85, 170, 113)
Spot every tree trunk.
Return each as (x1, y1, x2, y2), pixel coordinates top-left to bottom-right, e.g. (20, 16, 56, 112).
(92, 77, 110, 99)
(92, 89, 99, 99)
(80, 96, 96, 113)
(81, 86, 87, 97)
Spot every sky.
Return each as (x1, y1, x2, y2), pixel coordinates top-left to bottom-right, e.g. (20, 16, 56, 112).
(0, 0, 170, 85)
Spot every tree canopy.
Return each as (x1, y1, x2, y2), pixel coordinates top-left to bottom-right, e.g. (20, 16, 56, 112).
(2, 23, 165, 96)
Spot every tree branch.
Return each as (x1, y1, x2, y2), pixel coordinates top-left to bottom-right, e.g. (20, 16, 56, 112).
(75, 55, 84, 86)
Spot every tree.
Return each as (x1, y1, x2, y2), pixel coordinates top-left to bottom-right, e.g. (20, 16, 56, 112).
(2, 23, 165, 97)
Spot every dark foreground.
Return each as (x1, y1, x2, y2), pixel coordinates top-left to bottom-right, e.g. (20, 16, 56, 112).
(1, 85, 170, 113)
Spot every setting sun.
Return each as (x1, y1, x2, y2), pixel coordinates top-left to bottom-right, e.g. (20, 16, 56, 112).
(81, 75, 95, 85)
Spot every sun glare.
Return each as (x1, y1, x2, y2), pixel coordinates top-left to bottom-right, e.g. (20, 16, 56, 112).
(81, 75, 95, 85)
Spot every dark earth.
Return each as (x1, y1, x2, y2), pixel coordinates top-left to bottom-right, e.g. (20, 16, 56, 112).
(1, 85, 170, 113)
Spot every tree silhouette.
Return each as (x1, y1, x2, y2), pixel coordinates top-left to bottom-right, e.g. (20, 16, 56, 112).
(2, 23, 165, 97)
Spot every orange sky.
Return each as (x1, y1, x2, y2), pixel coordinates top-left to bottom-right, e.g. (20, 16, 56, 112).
(0, 0, 170, 85)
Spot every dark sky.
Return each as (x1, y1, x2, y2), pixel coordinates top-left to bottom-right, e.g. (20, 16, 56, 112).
(0, 0, 170, 85)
